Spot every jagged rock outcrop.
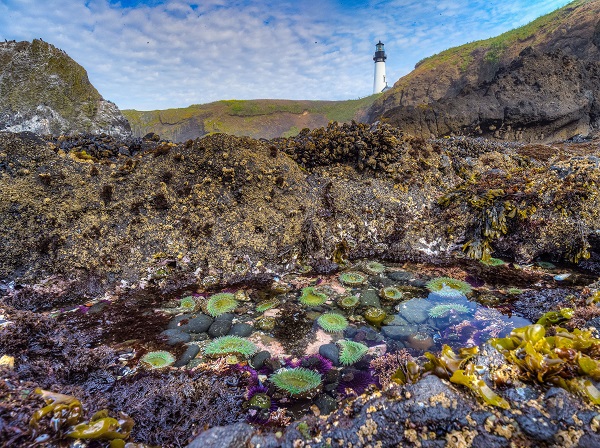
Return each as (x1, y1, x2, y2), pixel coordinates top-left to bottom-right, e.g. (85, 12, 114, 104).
(367, 0, 600, 142)
(0, 39, 131, 137)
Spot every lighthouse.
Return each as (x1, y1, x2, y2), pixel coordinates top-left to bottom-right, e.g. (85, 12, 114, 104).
(373, 41, 387, 94)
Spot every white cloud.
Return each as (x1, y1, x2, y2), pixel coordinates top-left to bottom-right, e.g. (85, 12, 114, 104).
(0, 0, 573, 110)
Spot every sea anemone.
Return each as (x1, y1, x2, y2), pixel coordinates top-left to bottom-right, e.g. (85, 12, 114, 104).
(256, 298, 280, 312)
(204, 335, 258, 358)
(339, 271, 367, 286)
(426, 277, 472, 298)
(317, 313, 349, 333)
(406, 332, 435, 350)
(244, 385, 276, 424)
(379, 286, 403, 302)
(269, 367, 322, 398)
(362, 261, 386, 275)
(480, 258, 504, 267)
(428, 303, 470, 318)
(178, 296, 198, 312)
(140, 351, 175, 369)
(298, 287, 328, 307)
(363, 307, 387, 327)
(206, 292, 238, 317)
(337, 340, 369, 366)
(338, 295, 360, 310)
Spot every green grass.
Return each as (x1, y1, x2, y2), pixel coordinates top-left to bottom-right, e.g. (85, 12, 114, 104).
(123, 95, 379, 141)
(414, 0, 588, 72)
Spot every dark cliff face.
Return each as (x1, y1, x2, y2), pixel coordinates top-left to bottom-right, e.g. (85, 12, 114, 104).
(367, 0, 600, 142)
(0, 39, 131, 137)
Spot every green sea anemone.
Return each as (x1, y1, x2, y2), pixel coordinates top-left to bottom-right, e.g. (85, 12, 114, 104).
(269, 367, 322, 397)
(536, 261, 556, 269)
(426, 277, 472, 298)
(179, 296, 198, 312)
(248, 393, 271, 410)
(204, 335, 258, 358)
(362, 261, 386, 275)
(317, 313, 349, 333)
(337, 340, 369, 366)
(207, 293, 238, 317)
(480, 258, 505, 267)
(299, 287, 328, 307)
(339, 271, 367, 286)
(256, 298, 280, 313)
(140, 351, 175, 369)
(379, 286, 403, 302)
(338, 295, 360, 310)
(363, 307, 387, 327)
(508, 288, 523, 295)
(428, 303, 470, 318)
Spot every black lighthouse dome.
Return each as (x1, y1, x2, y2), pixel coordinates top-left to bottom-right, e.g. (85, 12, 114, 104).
(373, 41, 386, 62)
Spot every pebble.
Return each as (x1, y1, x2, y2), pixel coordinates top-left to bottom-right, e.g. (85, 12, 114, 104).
(229, 323, 254, 337)
(251, 351, 271, 370)
(184, 315, 214, 333)
(208, 320, 232, 338)
(173, 345, 200, 367)
(319, 343, 341, 366)
(359, 289, 381, 308)
(387, 270, 413, 283)
(397, 298, 431, 324)
(160, 329, 192, 345)
(381, 324, 419, 340)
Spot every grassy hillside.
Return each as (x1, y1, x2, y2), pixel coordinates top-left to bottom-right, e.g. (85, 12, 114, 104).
(123, 96, 378, 142)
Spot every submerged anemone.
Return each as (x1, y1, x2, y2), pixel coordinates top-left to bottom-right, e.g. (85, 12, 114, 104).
(428, 303, 470, 318)
(362, 261, 386, 275)
(379, 286, 403, 302)
(339, 271, 367, 286)
(317, 313, 349, 333)
(140, 351, 176, 369)
(269, 367, 322, 398)
(363, 307, 387, 327)
(204, 335, 258, 358)
(338, 295, 360, 310)
(256, 298, 280, 313)
(207, 293, 238, 317)
(426, 277, 472, 298)
(299, 287, 328, 307)
(337, 340, 369, 366)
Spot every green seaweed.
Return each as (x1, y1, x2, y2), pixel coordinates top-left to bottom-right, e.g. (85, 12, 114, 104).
(424, 345, 479, 379)
(450, 365, 510, 409)
(536, 308, 574, 327)
(66, 410, 134, 441)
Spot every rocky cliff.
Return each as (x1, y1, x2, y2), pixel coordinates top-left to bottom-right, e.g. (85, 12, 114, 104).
(367, 0, 600, 142)
(0, 39, 131, 137)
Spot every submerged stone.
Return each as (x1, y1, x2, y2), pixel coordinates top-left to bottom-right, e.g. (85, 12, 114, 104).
(398, 298, 431, 324)
(319, 343, 340, 366)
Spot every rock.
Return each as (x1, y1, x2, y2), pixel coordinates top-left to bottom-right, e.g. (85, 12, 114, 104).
(187, 422, 254, 448)
(319, 344, 340, 366)
(314, 394, 338, 415)
(208, 320, 232, 338)
(359, 289, 381, 308)
(387, 270, 413, 283)
(184, 315, 214, 333)
(160, 329, 192, 345)
(250, 351, 271, 370)
(381, 324, 419, 340)
(229, 322, 253, 337)
(167, 314, 192, 330)
(173, 344, 200, 368)
(397, 298, 431, 324)
(384, 315, 409, 326)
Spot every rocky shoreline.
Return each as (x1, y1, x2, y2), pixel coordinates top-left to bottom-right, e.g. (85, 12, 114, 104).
(2, 124, 600, 447)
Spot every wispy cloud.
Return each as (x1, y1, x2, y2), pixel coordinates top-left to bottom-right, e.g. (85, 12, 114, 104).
(0, 0, 573, 110)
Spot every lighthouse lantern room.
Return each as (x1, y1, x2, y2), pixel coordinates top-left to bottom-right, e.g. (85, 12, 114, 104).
(373, 41, 387, 94)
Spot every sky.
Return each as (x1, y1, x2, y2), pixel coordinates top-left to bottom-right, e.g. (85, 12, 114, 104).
(0, 0, 574, 110)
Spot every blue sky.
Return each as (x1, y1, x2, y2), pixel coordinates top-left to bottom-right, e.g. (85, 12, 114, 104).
(0, 0, 573, 110)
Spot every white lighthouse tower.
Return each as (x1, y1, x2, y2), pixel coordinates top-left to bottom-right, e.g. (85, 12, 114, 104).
(373, 41, 387, 94)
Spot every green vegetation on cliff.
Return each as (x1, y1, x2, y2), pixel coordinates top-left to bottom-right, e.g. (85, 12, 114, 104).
(123, 96, 378, 142)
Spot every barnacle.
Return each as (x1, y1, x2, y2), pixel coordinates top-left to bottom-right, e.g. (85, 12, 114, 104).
(204, 335, 258, 358)
(140, 351, 176, 369)
(379, 286, 403, 302)
(206, 292, 238, 317)
(339, 271, 367, 286)
(269, 367, 322, 398)
(337, 340, 369, 366)
(298, 286, 328, 306)
(317, 313, 349, 333)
